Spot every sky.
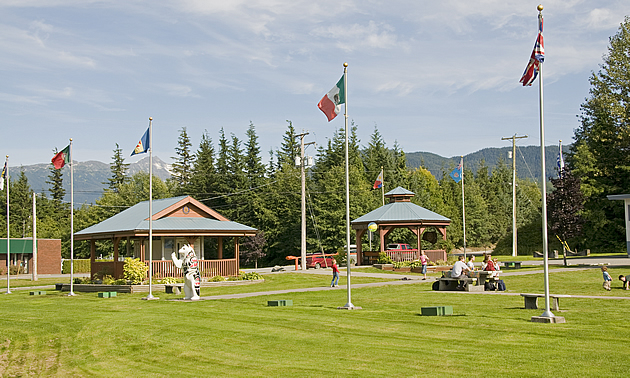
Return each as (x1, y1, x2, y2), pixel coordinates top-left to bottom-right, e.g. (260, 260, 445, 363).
(2, 0, 629, 168)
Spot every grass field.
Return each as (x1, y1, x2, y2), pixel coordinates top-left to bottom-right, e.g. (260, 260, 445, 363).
(1, 269, 629, 377)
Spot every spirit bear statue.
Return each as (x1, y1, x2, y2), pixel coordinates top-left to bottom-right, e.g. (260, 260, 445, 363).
(171, 244, 201, 300)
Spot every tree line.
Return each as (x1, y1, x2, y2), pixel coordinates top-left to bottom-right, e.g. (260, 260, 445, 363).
(4, 17, 630, 264)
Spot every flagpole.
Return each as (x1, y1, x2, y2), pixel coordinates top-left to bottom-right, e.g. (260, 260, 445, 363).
(144, 117, 157, 300)
(461, 156, 466, 259)
(33, 192, 37, 281)
(68, 139, 75, 296)
(340, 62, 356, 310)
(536, 5, 553, 319)
(381, 166, 385, 207)
(5, 155, 11, 294)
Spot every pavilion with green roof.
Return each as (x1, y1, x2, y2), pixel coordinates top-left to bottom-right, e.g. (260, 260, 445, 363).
(75, 195, 257, 279)
(352, 187, 451, 264)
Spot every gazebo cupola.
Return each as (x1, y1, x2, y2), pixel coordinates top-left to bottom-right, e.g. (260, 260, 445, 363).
(386, 187, 415, 203)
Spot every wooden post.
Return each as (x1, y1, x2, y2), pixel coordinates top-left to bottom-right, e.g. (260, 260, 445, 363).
(234, 237, 239, 275)
(218, 237, 223, 259)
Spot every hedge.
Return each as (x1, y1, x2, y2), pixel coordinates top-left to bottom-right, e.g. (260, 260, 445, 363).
(62, 259, 91, 274)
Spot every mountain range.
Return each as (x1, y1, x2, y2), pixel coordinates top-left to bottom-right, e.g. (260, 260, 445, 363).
(6, 144, 569, 206)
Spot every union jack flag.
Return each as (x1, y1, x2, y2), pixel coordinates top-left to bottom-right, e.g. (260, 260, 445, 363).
(520, 14, 545, 86)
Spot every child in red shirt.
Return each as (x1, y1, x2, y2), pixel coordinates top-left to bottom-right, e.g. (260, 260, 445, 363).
(331, 259, 340, 287)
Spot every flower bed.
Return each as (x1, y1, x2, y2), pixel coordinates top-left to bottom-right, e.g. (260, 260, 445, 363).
(57, 279, 265, 294)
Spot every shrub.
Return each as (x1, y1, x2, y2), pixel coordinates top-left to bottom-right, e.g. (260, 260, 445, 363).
(156, 277, 181, 284)
(62, 259, 91, 274)
(209, 275, 226, 282)
(122, 258, 148, 285)
(238, 271, 263, 280)
(113, 279, 128, 285)
(377, 252, 393, 264)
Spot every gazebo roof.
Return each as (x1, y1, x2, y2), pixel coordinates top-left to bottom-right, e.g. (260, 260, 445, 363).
(352, 201, 450, 224)
(75, 195, 257, 240)
(352, 187, 450, 225)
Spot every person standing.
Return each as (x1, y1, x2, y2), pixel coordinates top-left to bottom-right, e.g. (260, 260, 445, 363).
(602, 266, 612, 291)
(331, 259, 340, 287)
(420, 251, 429, 280)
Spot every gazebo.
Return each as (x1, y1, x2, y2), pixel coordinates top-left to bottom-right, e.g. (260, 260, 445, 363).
(352, 187, 451, 265)
(74, 195, 257, 279)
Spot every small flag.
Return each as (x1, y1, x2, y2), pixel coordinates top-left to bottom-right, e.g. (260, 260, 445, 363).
(0, 160, 6, 190)
(519, 14, 545, 86)
(131, 128, 150, 156)
(318, 75, 345, 122)
(373, 169, 383, 189)
(557, 143, 565, 178)
(450, 159, 463, 183)
(51, 145, 70, 170)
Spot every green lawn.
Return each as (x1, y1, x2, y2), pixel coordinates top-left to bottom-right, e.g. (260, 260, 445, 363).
(0, 270, 629, 377)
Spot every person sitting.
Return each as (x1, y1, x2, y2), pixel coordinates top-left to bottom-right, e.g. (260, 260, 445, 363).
(451, 255, 470, 290)
(467, 255, 476, 271)
(484, 258, 496, 271)
(481, 253, 491, 271)
(492, 258, 501, 271)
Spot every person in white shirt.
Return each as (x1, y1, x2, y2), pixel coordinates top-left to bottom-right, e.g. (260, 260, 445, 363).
(451, 256, 470, 290)
(467, 255, 475, 271)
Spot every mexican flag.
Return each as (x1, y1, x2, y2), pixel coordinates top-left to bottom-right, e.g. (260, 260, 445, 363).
(51, 145, 70, 169)
(318, 75, 345, 122)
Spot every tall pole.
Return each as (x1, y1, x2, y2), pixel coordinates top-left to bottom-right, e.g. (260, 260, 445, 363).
(536, 5, 553, 318)
(5, 155, 10, 294)
(381, 166, 385, 207)
(32, 192, 37, 281)
(342, 62, 355, 309)
(68, 139, 76, 296)
(296, 132, 314, 271)
(502, 134, 528, 257)
(461, 156, 466, 259)
(145, 117, 157, 300)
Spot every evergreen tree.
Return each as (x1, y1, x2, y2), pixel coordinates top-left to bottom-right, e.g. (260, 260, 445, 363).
(276, 120, 299, 167)
(171, 127, 195, 193)
(571, 17, 630, 250)
(190, 130, 215, 201)
(107, 143, 129, 191)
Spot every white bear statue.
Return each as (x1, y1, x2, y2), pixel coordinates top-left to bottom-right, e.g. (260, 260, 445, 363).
(171, 244, 201, 300)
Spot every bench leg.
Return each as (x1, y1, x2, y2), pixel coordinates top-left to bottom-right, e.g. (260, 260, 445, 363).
(524, 297, 538, 309)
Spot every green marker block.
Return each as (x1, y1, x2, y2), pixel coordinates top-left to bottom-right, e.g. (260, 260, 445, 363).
(421, 306, 453, 316)
(108, 292, 117, 297)
(29, 291, 46, 295)
(268, 300, 293, 306)
(98, 292, 110, 298)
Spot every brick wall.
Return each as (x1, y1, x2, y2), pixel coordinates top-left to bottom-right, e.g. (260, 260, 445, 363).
(0, 239, 61, 275)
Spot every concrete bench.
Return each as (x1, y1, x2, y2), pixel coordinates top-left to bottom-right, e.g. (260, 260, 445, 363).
(164, 284, 184, 294)
(502, 261, 522, 269)
(521, 293, 571, 311)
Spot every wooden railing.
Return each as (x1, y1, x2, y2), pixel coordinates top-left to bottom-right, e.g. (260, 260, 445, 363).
(146, 259, 238, 279)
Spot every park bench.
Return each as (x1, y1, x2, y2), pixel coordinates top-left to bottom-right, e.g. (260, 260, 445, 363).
(520, 293, 571, 311)
(502, 261, 522, 269)
(164, 284, 184, 294)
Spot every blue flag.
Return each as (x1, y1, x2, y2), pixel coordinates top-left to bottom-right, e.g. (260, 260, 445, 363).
(131, 127, 149, 156)
(450, 160, 463, 183)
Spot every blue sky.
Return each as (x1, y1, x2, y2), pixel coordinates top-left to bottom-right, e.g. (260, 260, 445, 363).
(2, 0, 629, 168)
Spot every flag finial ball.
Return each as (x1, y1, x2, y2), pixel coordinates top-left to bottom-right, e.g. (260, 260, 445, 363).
(537, 4, 543, 11)
(149, 117, 153, 121)
(343, 62, 348, 67)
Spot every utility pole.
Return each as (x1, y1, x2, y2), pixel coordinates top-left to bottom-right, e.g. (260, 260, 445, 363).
(501, 134, 528, 257)
(295, 131, 315, 270)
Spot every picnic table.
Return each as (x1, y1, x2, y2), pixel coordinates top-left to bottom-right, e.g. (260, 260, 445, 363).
(502, 261, 522, 269)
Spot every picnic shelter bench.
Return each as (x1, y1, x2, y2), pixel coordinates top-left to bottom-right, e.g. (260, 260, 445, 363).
(520, 293, 571, 311)
(164, 284, 184, 294)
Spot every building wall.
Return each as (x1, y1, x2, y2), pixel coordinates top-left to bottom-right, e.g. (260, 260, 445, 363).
(0, 239, 61, 275)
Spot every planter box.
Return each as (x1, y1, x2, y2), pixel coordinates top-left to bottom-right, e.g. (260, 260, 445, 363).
(393, 267, 411, 272)
(373, 264, 393, 271)
(57, 279, 265, 294)
(427, 266, 451, 272)
(411, 267, 424, 273)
